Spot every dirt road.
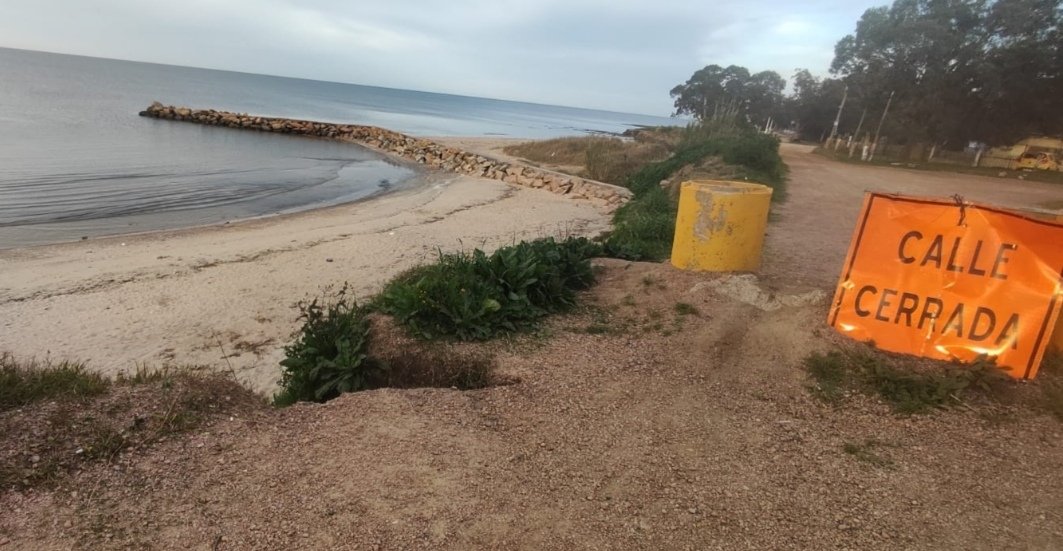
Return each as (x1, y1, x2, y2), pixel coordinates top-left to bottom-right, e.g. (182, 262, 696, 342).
(762, 144, 1062, 290)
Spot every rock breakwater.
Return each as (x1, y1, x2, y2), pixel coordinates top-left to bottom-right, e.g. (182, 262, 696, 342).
(140, 103, 632, 208)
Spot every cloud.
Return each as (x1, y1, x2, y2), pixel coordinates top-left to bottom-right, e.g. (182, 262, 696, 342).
(0, 0, 882, 115)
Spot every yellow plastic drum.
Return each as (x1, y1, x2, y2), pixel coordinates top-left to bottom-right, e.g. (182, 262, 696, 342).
(670, 180, 773, 272)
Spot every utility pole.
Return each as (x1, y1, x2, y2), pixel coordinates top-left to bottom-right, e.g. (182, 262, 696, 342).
(848, 108, 867, 158)
(827, 85, 849, 145)
(869, 91, 894, 162)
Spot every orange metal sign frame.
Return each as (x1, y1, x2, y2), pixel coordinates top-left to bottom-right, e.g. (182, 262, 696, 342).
(829, 193, 1063, 379)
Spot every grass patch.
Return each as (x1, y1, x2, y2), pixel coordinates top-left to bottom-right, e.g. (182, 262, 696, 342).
(605, 187, 677, 261)
(504, 137, 621, 167)
(584, 139, 670, 185)
(0, 360, 262, 490)
(674, 302, 700, 316)
(503, 135, 671, 185)
(842, 439, 895, 468)
(0, 354, 110, 412)
(578, 305, 629, 336)
(804, 347, 1013, 414)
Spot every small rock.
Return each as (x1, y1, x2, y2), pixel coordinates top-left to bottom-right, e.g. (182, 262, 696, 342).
(325, 258, 334, 263)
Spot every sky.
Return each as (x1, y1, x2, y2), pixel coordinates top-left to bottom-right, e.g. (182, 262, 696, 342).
(1, 0, 885, 116)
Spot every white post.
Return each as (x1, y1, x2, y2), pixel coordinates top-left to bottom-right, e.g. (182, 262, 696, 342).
(828, 85, 849, 143)
(869, 91, 895, 162)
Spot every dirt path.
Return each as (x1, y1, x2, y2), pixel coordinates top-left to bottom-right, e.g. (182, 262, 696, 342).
(2, 148, 1062, 550)
(762, 144, 1063, 290)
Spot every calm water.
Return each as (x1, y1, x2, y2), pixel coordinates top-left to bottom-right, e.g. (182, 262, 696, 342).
(0, 48, 677, 248)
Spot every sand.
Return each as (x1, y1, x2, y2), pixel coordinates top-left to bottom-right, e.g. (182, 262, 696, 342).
(0, 172, 612, 394)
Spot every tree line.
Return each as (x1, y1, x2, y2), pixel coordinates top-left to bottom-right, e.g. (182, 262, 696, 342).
(670, 0, 1062, 148)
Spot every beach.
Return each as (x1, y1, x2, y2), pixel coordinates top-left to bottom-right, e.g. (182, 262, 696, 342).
(0, 169, 612, 394)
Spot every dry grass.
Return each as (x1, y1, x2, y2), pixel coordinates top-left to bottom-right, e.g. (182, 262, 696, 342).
(0, 360, 265, 490)
(503, 136, 670, 185)
(0, 354, 109, 411)
(504, 137, 619, 166)
(584, 140, 670, 185)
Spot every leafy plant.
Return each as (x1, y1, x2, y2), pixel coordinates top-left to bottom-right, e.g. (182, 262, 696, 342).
(377, 237, 600, 341)
(275, 286, 377, 405)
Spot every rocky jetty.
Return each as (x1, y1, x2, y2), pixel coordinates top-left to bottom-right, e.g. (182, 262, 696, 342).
(140, 103, 632, 209)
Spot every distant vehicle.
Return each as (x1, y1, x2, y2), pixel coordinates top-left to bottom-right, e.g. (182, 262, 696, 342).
(1016, 151, 1060, 171)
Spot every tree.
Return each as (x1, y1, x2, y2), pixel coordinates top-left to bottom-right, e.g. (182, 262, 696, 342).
(970, 0, 1063, 143)
(670, 64, 786, 126)
(787, 69, 853, 142)
(830, 0, 1063, 147)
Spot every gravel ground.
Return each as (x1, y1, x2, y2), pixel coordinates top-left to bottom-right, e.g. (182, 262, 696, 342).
(2, 147, 1061, 550)
(1, 259, 1061, 550)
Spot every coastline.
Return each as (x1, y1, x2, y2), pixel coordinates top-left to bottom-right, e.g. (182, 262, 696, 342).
(1, 160, 614, 393)
(0, 156, 428, 252)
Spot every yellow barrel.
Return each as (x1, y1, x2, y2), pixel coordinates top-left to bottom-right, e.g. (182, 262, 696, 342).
(670, 180, 772, 272)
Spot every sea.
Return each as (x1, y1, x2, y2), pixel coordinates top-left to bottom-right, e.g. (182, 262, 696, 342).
(0, 47, 679, 248)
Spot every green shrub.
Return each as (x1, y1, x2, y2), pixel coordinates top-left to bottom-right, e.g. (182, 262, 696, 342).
(0, 354, 110, 411)
(377, 237, 600, 341)
(603, 187, 676, 260)
(275, 286, 377, 405)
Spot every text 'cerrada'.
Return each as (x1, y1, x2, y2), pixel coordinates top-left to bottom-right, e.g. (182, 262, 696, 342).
(829, 193, 1063, 379)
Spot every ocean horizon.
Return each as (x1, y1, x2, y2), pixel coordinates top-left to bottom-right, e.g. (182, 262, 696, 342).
(0, 47, 679, 248)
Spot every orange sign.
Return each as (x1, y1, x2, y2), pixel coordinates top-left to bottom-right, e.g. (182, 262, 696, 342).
(829, 193, 1063, 379)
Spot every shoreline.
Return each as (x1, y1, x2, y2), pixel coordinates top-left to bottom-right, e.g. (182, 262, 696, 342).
(1, 153, 614, 393)
(0, 164, 430, 253)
